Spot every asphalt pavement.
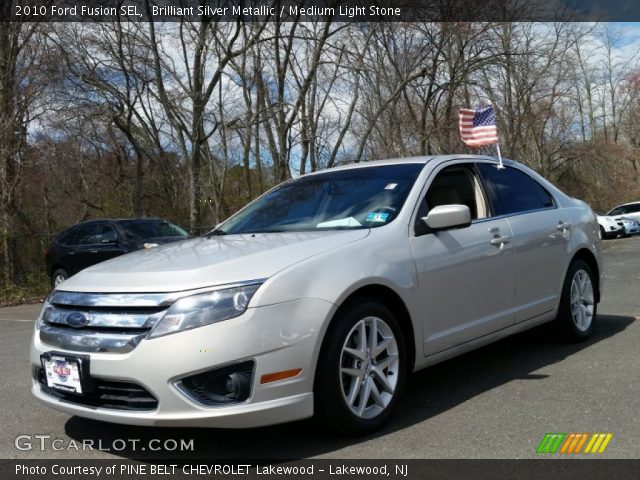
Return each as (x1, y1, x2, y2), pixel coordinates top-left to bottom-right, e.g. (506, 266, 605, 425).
(1, 236, 639, 459)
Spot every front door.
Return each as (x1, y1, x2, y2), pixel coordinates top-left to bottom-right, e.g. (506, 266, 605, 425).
(410, 163, 516, 356)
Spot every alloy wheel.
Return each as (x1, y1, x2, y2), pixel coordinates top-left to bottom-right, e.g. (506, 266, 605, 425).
(339, 316, 399, 419)
(570, 269, 595, 332)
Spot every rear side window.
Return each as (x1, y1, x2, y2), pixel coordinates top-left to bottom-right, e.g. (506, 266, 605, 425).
(71, 223, 115, 245)
(86, 224, 118, 244)
(56, 228, 77, 245)
(57, 225, 95, 246)
(73, 225, 101, 245)
(608, 207, 625, 216)
(478, 164, 555, 216)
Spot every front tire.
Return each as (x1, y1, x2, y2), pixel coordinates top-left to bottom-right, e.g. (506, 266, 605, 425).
(556, 260, 597, 341)
(314, 299, 407, 435)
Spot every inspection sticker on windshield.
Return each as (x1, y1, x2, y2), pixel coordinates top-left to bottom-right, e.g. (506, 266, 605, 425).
(366, 212, 390, 223)
(384, 183, 398, 190)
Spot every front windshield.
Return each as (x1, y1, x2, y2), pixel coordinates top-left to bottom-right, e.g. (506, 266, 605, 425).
(216, 163, 424, 235)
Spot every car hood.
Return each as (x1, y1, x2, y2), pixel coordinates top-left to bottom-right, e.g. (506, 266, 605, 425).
(57, 230, 370, 293)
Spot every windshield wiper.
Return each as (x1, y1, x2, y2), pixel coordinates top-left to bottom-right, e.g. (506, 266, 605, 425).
(244, 229, 287, 234)
(206, 229, 227, 238)
(316, 226, 365, 230)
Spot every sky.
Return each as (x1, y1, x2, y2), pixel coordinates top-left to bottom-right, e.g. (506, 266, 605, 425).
(612, 22, 640, 59)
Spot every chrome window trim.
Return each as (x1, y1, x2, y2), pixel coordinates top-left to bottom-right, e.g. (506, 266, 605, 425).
(471, 205, 558, 224)
(49, 279, 267, 308)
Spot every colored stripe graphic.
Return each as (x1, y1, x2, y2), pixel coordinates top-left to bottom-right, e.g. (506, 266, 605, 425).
(560, 433, 589, 453)
(584, 433, 613, 454)
(538, 433, 613, 454)
(574, 433, 589, 453)
(537, 433, 566, 453)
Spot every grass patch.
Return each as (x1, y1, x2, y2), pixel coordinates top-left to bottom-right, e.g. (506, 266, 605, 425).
(0, 274, 50, 307)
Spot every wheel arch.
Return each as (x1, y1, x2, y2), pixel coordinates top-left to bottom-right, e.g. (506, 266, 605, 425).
(318, 284, 416, 375)
(570, 248, 601, 303)
(50, 265, 66, 278)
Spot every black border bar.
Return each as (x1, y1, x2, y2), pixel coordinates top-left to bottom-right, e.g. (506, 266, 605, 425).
(5, 459, 640, 480)
(5, 0, 640, 22)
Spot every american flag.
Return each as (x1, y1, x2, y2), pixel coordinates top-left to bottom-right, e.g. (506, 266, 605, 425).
(459, 105, 499, 147)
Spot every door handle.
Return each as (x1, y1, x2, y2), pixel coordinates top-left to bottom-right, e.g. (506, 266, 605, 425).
(90, 250, 98, 253)
(557, 222, 571, 231)
(490, 235, 511, 246)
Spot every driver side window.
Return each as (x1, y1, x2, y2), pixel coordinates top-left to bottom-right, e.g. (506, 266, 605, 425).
(415, 164, 489, 235)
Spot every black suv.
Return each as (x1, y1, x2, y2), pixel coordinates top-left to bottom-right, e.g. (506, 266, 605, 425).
(45, 218, 189, 287)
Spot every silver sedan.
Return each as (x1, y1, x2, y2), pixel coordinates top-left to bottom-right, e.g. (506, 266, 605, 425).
(31, 155, 602, 435)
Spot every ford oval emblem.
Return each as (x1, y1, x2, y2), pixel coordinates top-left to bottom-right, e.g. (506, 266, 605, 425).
(66, 312, 89, 328)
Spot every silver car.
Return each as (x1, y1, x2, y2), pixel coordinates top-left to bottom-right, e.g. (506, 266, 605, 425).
(619, 217, 640, 236)
(30, 155, 602, 435)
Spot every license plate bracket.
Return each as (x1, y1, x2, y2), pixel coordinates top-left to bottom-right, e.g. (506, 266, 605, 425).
(40, 351, 94, 395)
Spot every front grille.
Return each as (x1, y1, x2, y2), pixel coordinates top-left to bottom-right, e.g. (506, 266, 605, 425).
(39, 291, 171, 353)
(37, 368, 158, 411)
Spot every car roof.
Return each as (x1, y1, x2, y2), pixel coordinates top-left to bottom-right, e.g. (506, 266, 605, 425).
(73, 217, 165, 225)
(301, 154, 513, 176)
(61, 218, 168, 231)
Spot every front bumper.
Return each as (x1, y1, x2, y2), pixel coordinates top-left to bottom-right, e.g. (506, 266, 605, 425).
(604, 224, 623, 234)
(30, 297, 334, 428)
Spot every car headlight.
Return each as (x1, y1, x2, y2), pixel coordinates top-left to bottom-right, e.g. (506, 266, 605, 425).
(147, 283, 262, 339)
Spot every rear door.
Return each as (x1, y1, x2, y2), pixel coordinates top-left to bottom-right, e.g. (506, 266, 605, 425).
(477, 163, 570, 323)
(410, 162, 516, 355)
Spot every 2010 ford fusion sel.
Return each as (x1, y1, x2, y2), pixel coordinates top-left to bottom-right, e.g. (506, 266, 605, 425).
(31, 155, 602, 434)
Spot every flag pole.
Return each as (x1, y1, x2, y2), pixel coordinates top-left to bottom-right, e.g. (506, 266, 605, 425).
(495, 143, 504, 169)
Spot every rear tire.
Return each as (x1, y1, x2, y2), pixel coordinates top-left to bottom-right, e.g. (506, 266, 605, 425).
(314, 299, 407, 435)
(556, 260, 597, 341)
(51, 269, 69, 288)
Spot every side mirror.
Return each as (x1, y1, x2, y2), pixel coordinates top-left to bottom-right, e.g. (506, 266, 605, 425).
(422, 204, 471, 231)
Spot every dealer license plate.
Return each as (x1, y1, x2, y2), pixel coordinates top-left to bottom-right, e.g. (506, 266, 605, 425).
(43, 356, 83, 394)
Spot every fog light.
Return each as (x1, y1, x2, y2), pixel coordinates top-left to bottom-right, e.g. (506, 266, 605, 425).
(224, 372, 251, 400)
(175, 361, 254, 406)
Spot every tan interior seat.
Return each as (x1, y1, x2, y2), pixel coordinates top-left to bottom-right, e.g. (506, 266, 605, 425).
(427, 185, 463, 209)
